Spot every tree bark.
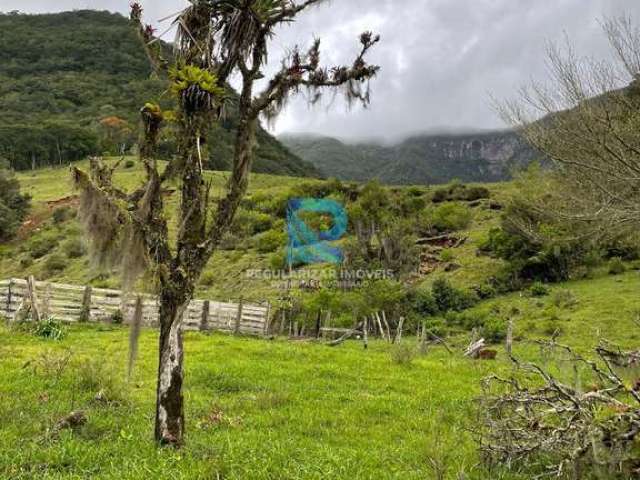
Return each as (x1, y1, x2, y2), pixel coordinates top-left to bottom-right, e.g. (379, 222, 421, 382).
(154, 290, 188, 446)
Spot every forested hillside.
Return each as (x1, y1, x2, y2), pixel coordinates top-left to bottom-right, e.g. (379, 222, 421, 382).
(281, 130, 538, 184)
(0, 10, 318, 177)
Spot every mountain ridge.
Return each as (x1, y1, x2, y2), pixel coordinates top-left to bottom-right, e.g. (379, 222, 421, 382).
(280, 129, 539, 185)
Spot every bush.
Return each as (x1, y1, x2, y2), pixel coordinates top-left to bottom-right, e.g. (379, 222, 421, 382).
(254, 229, 286, 254)
(52, 206, 74, 225)
(552, 289, 578, 309)
(420, 318, 447, 339)
(445, 310, 506, 343)
(33, 318, 66, 340)
(608, 257, 626, 275)
(111, 309, 124, 325)
(432, 278, 478, 313)
(413, 289, 439, 317)
(432, 182, 490, 203)
(529, 282, 550, 297)
(390, 343, 416, 365)
(440, 248, 455, 262)
(63, 238, 86, 259)
(76, 358, 128, 403)
(43, 253, 67, 276)
(481, 317, 507, 343)
(429, 203, 473, 232)
(474, 283, 497, 300)
(269, 250, 288, 270)
(20, 254, 33, 268)
(26, 234, 59, 259)
(219, 231, 243, 251)
(124, 159, 135, 169)
(232, 210, 274, 237)
(0, 167, 31, 241)
(199, 272, 216, 287)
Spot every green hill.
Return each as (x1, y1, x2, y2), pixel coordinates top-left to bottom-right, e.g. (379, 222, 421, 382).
(0, 10, 318, 177)
(0, 158, 510, 303)
(280, 130, 538, 185)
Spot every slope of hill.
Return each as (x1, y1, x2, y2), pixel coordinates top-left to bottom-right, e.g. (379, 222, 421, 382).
(0, 158, 511, 303)
(0, 10, 318, 177)
(280, 130, 538, 184)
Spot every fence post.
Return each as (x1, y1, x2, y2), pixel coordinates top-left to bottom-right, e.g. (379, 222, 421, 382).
(6, 278, 13, 319)
(264, 302, 271, 335)
(80, 286, 92, 322)
(234, 298, 243, 335)
(41, 283, 51, 319)
(200, 300, 210, 332)
(27, 276, 41, 322)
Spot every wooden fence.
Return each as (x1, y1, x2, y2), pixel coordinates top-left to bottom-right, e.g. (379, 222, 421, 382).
(0, 278, 270, 336)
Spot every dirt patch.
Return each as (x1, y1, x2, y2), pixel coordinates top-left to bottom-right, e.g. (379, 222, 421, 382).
(17, 195, 80, 239)
(46, 195, 79, 210)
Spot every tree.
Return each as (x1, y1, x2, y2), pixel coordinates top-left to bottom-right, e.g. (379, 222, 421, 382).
(72, 0, 380, 446)
(498, 15, 640, 237)
(0, 161, 31, 241)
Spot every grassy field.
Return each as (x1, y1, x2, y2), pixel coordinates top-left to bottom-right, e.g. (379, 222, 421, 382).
(1, 271, 639, 479)
(2, 160, 639, 479)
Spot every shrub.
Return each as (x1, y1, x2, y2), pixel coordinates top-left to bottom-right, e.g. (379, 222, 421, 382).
(219, 231, 242, 251)
(63, 238, 86, 259)
(255, 229, 286, 254)
(76, 358, 128, 404)
(413, 289, 439, 317)
(269, 250, 288, 270)
(541, 320, 563, 337)
(552, 289, 578, 309)
(446, 310, 487, 330)
(0, 167, 31, 241)
(27, 234, 59, 259)
(432, 278, 478, 313)
(52, 206, 74, 225)
(43, 254, 67, 276)
(407, 186, 426, 197)
(432, 182, 490, 203)
(481, 317, 507, 343)
(420, 318, 447, 339)
(111, 310, 124, 325)
(124, 159, 135, 169)
(429, 203, 473, 232)
(529, 282, 550, 297)
(20, 254, 33, 268)
(608, 257, 626, 275)
(440, 248, 455, 262)
(390, 343, 416, 365)
(33, 318, 66, 340)
(474, 283, 497, 300)
(232, 210, 274, 237)
(199, 272, 216, 287)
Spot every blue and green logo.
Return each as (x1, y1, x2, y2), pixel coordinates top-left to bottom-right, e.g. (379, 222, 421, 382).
(286, 198, 348, 266)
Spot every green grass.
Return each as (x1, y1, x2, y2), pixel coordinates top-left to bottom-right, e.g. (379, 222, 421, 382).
(1, 271, 638, 479)
(0, 325, 496, 480)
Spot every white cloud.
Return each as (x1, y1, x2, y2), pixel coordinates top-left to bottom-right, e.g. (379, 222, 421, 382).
(4, 0, 640, 140)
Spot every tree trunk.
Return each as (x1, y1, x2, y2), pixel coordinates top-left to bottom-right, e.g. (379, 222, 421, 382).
(154, 292, 188, 446)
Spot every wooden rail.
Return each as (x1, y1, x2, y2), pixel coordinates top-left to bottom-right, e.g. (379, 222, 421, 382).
(0, 278, 270, 336)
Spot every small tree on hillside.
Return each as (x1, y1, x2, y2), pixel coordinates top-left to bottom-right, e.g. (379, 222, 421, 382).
(72, 0, 379, 446)
(0, 162, 30, 241)
(499, 16, 640, 237)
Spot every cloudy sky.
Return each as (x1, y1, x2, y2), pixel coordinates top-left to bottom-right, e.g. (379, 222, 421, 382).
(4, 0, 640, 141)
